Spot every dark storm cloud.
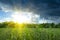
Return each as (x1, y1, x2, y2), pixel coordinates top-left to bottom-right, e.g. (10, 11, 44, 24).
(0, 0, 30, 7)
(0, 0, 60, 23)
(32, 0, 60, 16)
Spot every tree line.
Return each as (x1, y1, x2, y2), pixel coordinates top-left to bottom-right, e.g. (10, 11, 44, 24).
(0, 22, 60, 28)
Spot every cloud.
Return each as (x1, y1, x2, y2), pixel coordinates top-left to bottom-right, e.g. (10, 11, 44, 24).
(0, 17, 12, 22)
(4, 18, 12, 22)
(0, 20, 4, 23)
(0, 0, 60, 23)
(10, 11, 40, 23)
(0, 3, 13, 12)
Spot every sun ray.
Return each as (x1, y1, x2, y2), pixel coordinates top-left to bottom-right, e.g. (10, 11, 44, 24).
(11, 11, 32, 24)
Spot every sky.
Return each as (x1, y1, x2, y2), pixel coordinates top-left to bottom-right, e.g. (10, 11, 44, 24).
(0, 0, 60, 23)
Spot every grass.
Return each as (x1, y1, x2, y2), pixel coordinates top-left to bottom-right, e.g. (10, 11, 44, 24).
(0, 28, 60, 40)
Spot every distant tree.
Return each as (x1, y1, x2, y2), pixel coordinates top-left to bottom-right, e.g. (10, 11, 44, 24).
(0, 21, 60, 28)
(50, 23, 55, 28)
(55, 23, 60, 28)
(7, 22, 16, 28)
(0, 22, 8, 28)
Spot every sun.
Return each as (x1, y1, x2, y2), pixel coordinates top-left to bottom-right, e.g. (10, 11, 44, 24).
(12, 11, 32, 24)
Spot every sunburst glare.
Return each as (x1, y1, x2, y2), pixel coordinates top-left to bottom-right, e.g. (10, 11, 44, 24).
(12, 11, 33, 24)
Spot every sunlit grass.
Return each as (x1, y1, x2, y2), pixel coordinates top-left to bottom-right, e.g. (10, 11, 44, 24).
(0, 28, 60, 40)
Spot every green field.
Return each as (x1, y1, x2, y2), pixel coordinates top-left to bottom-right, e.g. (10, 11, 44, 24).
(0, 28, 60, 40)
